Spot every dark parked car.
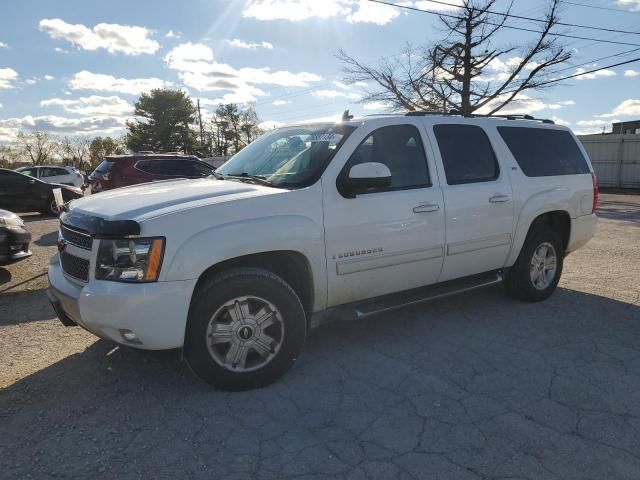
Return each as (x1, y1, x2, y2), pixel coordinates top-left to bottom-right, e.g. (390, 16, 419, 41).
(88, 153, 216, 192)
(0, 209, 31, 265)
(0, 168, 84, 216)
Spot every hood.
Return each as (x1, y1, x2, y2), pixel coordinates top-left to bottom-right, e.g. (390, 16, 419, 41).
(68, 178, 283, 221)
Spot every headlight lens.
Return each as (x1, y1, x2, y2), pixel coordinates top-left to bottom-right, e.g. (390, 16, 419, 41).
(0, 216, 26, 230)
(96, 237, 165, 282)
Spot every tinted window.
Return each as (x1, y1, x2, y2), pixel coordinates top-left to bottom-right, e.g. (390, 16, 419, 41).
(19, 168, 38, 177)
(40, 168, 57, 177)
(180, 161, 213, 176)
(94, 160, 115, 174)
(498, 127, 590, 177)
(434, 124, 499, 185)
(135, 160, 169, 175)
(344, 124, 431, 191)
(53, 167, 70, 175)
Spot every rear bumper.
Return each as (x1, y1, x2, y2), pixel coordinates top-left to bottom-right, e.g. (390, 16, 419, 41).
(567, 213, 597, 254)
(47, 254, 197, 350)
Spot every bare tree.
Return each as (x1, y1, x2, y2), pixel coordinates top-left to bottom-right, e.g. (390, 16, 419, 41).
(338, 0, 571, 115)
(58, 137, 91, 169)
(16, 131, 56, 165)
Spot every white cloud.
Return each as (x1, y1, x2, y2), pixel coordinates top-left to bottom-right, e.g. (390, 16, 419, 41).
(346, 0, 400, 25)
(227, 38, 274, 50)
(25, 78, 37, 85)
(476, 94, 574, 115)
(414, 0, 464, 11)
(547, 100, 575, 110)
(597, 99, 640, 118)
(259, 120, 285, 130)
(624, 70, 640, 77)
(0, 42, 8, 49)
(39, 18, 159, 55)
(243, 0, 404, 24)
(0, 68, 18, 89)
(312, 89, 363, 100)
(165, 30, 181, 39)
(164, 43, 322, 102)
(243, 0, 350, 21)
(362, 101, 393, 111)
(54, 47, 69, 53)
(575, 67, 616, 80)
(69, 70, 173, 95)
(0, 114, 126, 135)
(333, 80, 367, 89)
(616, 0, 640, 11)
(576, 119, 618, 127)
(40, 95, 132, 117)
(44, 74, 55, 81)
(272, 100, 291, 106)
(549, 116, 570, 126)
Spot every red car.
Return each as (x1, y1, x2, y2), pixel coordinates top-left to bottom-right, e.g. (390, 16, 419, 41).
(88, 153, 217, 193)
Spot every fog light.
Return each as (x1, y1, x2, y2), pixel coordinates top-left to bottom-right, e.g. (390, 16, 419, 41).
(119, 329, 143, 345)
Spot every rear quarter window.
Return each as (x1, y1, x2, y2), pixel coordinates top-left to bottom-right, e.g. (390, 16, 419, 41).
(498, 127, 590, 177)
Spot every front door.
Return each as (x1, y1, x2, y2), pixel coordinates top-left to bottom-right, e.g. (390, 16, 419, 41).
(323, 121, 446, 307)
(428, 123, 515, 282)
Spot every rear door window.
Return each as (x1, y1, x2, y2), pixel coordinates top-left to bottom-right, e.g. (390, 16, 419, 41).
(433, 124, 499, 185)
(498, 127, 590, 176)
(94, 160, 115, 174)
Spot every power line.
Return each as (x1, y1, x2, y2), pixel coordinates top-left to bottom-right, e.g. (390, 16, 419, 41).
(563, 0, 640, 14)
(407, 0, 640, 35)
(368, 0, 640, 47)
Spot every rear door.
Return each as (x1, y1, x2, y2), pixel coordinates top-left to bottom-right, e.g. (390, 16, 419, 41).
(0, 170, 34, 210)
(428, 122, 515, 282)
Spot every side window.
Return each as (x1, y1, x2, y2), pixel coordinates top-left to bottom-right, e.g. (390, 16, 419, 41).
(135, 160, 169, 175)
(497, 127, 590, 177)
(176, 161, 213, 177)
(40, 168, 56, 177)
(433, 124, 499, 185)
(54, 168, 70, 176)
(20, 168, 38, 177)
(344, 124, 431, 191)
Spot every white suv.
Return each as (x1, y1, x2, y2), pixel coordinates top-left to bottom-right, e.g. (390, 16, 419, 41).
(48, 113, 598, 390)
(16, 165, 85, 188)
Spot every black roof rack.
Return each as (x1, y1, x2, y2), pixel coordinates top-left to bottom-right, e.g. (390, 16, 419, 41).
(404, 110, 555, 124)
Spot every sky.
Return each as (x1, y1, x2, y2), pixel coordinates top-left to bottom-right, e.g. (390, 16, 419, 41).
(1, 0, 640, 144)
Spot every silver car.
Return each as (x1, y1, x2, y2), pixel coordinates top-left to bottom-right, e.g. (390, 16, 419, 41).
(15, 165, 85, 188)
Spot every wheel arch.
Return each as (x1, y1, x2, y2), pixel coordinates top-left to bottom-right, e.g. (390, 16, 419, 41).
(191, 250, 315, 321)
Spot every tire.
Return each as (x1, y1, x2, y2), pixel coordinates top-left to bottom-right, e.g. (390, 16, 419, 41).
(505, 229, 564, 302)
(185, 267, 307, 391)
(43, 195, 60, 217)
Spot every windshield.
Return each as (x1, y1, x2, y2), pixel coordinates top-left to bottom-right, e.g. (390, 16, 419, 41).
(217, 123, 356, 188)
(94, 160, 115, 174)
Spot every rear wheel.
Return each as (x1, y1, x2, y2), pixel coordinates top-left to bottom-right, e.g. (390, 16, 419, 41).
(185, 267, 307, 391)
(505, 229, 564, 302)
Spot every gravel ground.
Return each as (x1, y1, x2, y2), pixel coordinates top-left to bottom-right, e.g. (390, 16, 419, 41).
(1, 193, 639, 480)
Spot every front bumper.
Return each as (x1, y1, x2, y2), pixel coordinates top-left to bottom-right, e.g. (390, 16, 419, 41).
(0, 227, 32, 265)
(47, 254, 197, 350)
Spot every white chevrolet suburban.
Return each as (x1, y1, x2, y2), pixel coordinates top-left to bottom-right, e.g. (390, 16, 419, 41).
(48, 113, 598, 390)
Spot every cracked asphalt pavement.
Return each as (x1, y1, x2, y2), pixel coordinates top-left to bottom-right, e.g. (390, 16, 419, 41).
(1, 193, 639, 479)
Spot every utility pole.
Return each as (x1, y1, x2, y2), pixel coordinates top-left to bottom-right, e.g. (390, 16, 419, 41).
(197, 99, 205, 154)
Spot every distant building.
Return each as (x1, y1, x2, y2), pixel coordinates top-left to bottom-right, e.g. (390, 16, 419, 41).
(612, 120, 640, 134)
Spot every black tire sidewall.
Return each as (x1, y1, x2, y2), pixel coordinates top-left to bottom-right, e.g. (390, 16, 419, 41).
(507, 229, 564, 302)
(185, 268, 307, 391)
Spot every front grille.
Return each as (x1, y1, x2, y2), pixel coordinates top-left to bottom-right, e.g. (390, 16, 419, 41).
(60, 225, 92, 250)
(61, 251, 90, 282)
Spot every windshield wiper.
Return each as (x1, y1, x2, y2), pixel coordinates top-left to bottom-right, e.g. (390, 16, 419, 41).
(225, 172, 274, 187)
(209, 170, 224, 180)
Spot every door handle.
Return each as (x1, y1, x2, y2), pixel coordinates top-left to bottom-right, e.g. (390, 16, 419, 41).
(489, 194, 511, 203)
(413, 203, 440, 213)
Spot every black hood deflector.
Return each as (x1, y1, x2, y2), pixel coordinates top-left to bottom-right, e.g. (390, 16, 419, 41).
(60, 211, 140, 237)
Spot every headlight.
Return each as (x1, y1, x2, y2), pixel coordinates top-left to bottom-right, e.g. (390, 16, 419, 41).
(0, 216, 25, 230)
(96, 237, 165, 282)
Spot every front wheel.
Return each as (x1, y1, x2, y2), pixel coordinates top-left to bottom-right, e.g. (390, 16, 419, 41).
(185, 268, 307, 391)
(44, 195, 60, 216)
(505, 229, 564, 302)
